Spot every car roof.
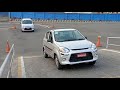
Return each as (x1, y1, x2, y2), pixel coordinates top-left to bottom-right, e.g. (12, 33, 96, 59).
(50, 29, 77, 32)
(21, 18, 32, 21)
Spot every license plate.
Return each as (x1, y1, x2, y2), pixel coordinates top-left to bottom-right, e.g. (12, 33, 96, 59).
(77, 53, 86, 57)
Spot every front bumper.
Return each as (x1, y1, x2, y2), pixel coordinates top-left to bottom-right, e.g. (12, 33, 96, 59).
(22, 28, 34, 31)
(58, 48, 98, 65)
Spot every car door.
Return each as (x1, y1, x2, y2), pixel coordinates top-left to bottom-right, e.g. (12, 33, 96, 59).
(43, 31, 50, 55)
(47, 32, 54, 58)
(21, 20, 23, 29)
(44, 31, 54, 57)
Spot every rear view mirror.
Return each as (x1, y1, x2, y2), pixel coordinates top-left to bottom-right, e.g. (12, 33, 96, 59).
(85, 37, 87, 39)
(47, 39, 51, 42)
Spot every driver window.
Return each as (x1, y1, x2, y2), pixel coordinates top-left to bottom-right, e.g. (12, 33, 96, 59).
(46, 32, 50, 40)
(49, 32, 53, 43)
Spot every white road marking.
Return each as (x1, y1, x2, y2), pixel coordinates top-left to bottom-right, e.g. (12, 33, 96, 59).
(17, 55, 43, 78)
(21, 56, 26, 78)
(39, 24, 50, 28)
(36, 24, 50, 28)
(18, 56, 26, 78)
(99, 49, 120, 54)
(23, 55, 43, 59)
(101, 75, 120, 78)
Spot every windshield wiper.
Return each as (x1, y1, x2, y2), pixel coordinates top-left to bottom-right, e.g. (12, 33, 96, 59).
(77, 39, 85, 40)
(64, 39, 84, 41)
(57, 39, 84, 42)
(57, 40, 65, 42)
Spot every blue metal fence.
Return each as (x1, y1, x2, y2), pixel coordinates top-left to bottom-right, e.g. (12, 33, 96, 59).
(9, 12, 120, 21)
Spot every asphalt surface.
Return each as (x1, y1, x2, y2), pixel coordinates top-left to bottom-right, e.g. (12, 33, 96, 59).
(23, 50, 120, 78)
(1, 21, 120, 78)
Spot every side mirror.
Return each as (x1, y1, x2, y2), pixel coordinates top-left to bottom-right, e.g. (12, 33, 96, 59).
(85, 37, 87, 39)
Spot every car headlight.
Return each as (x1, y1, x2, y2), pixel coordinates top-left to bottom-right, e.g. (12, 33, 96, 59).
(32, 25, 34, 28)
(59, 47, 70, 53)
(22, 26, 25, 28)
(91, 44, 97, 50)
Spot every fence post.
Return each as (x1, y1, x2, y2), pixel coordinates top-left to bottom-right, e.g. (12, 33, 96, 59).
(43, 12, 45, 20)
(34, 12, 35, 20)
(106, 37, 109, 48)
(8, 12, 11, 20)
(21, 12, 23, 19)
(67, 13, 68, 20)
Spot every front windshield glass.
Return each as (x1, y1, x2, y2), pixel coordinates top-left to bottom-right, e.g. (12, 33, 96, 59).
(54, 30, 85, 42)
(22, 20, 32, 24)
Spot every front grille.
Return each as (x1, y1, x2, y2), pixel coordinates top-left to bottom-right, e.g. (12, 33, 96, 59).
(24, 28, 32, 30)
(71, 48, 88, 51)
(69, 52, 93, 62)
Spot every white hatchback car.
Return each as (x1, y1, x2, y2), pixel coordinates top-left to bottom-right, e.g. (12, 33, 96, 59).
(43, 29, 98, 69)
(21, 18, 34, 32)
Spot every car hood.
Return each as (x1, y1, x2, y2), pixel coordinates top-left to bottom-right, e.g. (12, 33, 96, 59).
(56, 40, 93, 49)
(22, 24, 34, 27)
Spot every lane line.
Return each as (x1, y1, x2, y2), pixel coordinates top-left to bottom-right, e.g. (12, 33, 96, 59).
(36, 24, 50, 28)
(18, 56, 26, 78)
(18, 57, 22, 78)
(21, 56, 26, 78)
(101, 75, 120, 78)
(99, 49, 120, 54)
(39, 24, 50, 28)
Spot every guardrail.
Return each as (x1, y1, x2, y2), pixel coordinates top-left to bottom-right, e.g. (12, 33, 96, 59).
(0, 44, 15, 78)
(106, 37, 120, 48)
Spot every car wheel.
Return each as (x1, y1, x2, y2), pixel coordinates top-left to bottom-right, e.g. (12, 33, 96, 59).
(88, 61, 96, 65)
(55, 55, 63, 70)
(43, 48, 48, 58)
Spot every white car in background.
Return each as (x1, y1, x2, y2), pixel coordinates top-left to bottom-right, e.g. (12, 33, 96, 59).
(21, 18, 34, 32)
(43, 29, 98, 70)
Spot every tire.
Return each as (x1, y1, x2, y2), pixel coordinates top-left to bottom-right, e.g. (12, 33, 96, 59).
(88, 61, 96, 65)
(55, 55, 63, 70)
(43, 48, 48, 58)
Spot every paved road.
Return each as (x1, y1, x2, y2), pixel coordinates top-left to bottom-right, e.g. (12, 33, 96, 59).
(21, 49, 120, 78)
(1, 21, 120, 78)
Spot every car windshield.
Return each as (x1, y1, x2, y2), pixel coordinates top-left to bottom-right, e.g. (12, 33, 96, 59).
(22, 20, 32, 24)
(54, 30, 85, 42)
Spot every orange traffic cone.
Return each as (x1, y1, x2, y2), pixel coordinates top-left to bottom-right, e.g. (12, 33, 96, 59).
(96, 36, 102, 47)
(9, 19, 12, 22)
(14, 26, 16, 29)
(6, 40, 10, 53)
(11, 25, 16, 30)
(13, 26, 16, 29)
